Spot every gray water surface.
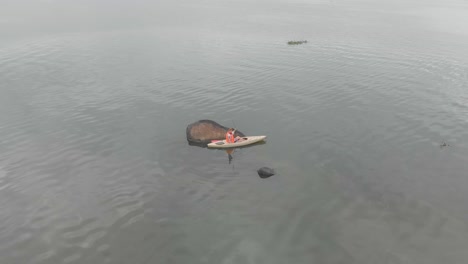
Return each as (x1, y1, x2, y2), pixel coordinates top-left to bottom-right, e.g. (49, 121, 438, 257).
(1, 0, 468, 263)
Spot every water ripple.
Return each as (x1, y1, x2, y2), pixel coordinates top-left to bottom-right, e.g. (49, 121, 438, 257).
(1, 7, 468, 262)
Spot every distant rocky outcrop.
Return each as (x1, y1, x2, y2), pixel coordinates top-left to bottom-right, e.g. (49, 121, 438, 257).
(287, 40, 308, 45)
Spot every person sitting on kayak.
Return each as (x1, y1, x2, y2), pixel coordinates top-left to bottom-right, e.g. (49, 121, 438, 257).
(226, 128, 236, 143)
(226, 128, 244, 143)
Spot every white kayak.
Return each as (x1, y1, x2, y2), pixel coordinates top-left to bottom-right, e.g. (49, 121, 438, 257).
(207, 135, 266, 148)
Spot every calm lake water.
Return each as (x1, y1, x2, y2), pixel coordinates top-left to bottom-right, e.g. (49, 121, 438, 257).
(1, 0, 468, 263)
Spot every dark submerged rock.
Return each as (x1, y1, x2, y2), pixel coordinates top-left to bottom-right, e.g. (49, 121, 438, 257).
(257, 167, 275, 178)
(186, 120, 245, 145)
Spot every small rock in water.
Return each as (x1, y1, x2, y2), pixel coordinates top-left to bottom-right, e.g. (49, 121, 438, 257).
(257, 167, 275, 178)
